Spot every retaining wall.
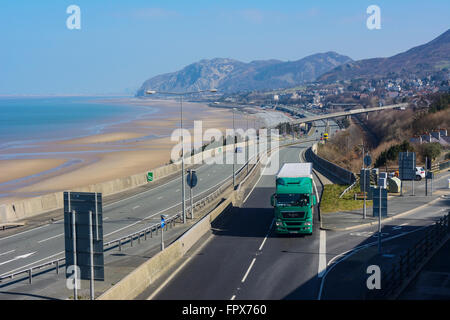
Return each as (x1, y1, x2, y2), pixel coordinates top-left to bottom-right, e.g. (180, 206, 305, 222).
(0, 140, 251, 224)
(98, 194, 234, 300)
(306, 143, 356, 185)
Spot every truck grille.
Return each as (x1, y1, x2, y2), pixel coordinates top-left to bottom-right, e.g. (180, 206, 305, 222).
(281, 211, 306, 219)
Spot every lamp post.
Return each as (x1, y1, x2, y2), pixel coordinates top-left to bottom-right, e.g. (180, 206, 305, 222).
(232, 107, 236, 189)
(145, 89, 217, 224)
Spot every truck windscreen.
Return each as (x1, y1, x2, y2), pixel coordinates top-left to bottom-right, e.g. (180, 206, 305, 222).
(277, 193, 309, 207)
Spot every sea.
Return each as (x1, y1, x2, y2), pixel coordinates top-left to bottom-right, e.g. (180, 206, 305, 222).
(0, 96, 158, 151)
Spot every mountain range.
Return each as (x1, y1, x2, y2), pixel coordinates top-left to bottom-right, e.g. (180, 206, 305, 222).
(136, 52, 352, 95)
(136, 29, 450, 95)
(318, 29, 450, 82)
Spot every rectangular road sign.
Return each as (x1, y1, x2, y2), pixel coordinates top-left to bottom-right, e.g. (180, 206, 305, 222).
(372, 187, 388, 217)
(399, 152, 416, 180)
(360, 169, 371, 193)
(64, 192, 104, 281)
(147, 172, 153, 182)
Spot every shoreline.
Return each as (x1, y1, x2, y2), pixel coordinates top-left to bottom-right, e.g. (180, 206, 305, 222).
(0, 96, 295, 205)
(0, 97, 252, 204)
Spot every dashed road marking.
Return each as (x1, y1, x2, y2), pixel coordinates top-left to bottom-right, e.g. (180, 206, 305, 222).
(241, 258, 256, 283)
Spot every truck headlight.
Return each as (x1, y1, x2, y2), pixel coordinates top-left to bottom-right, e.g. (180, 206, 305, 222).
(304, 222, 311, 226)
(276, 221, 282, 226)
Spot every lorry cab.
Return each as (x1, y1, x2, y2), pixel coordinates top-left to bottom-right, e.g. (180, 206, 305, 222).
(271, 163, 316, 235)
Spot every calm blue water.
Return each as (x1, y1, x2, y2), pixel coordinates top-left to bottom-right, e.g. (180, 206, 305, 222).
(0, 97, 157, 149)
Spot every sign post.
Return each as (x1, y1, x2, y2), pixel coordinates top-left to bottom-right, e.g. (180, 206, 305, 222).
(372, 186, 387, 254)
(64, 191, 104, 301)
(399, 151, 416, 196)
(160, 215, 167, 251)
(186, 170, 198, 219)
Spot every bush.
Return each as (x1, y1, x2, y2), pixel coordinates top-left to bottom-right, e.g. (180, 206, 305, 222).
(374, 140, 414, 167)
(419, 143, 442, 161)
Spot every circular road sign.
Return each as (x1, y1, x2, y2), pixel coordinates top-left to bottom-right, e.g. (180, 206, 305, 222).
(187, 171, 198, 188)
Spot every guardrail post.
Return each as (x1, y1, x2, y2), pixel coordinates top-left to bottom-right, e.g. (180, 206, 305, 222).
(138, 233, 141, 244)
(144, 230, 147, 241)
(119, 239, 122, 251)
(130, 235, 133, 247)
(28, 269, 32, 284)
(56, 260, 59, 275)
(150, 229, 153, 238)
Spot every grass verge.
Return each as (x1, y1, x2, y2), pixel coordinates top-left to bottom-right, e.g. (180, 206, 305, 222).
(320, 183, 372, 213)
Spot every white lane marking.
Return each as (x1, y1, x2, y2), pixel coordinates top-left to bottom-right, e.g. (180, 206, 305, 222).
(0, 250, 15, 257)
(318, 224, 431, 300)
(0, 252, 36, 267)
(230, 295, 236, 300)
(103, 217, 110, 221)
(0, 251, 64, 277)
(243, 149, 280, 204)
(175, 189, 180, 192)
(132, 205, 140, 210)
(38, 233, 63, 244)
(157, 196, 163, 200)
(241, 258, 256, 283)
(0, 224, 50, 242)
(318, 230, 327, 278)
(147, 234, 214, 300)
(259, 219, 274, 251)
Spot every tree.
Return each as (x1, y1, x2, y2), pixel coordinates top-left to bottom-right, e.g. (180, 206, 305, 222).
(420, 143, 442, 161)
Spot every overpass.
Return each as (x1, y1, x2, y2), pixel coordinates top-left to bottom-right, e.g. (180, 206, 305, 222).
(287, 103, 409, 126)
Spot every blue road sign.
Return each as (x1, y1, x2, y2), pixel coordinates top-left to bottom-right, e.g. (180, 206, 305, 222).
(187, 170, 198, 188)
(161, 217, 165, 228)
(364, 155, 372, 167)
(64, 191, 104, 281)
(399, 152, 416, 180)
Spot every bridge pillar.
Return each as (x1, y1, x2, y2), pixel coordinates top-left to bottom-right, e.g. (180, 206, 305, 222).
(366, 113, 369, 120)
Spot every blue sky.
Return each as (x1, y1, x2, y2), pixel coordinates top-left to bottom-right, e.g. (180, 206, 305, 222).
(0, 0, 449, 95)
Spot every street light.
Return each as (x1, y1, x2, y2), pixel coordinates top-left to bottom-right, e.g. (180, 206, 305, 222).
(145, 88, 218, 224)
(232, 107, 236, 189)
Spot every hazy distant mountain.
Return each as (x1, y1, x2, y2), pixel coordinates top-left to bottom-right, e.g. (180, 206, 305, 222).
(318, 29, 450, 82)
(136, 52, 352, 95)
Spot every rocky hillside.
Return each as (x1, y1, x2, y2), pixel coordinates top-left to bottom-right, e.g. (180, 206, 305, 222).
(318, 29, 450, 82)
(136, 52, 352, 95)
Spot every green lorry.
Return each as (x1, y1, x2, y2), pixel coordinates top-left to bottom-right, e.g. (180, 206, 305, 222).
(270, 163, 317, 235)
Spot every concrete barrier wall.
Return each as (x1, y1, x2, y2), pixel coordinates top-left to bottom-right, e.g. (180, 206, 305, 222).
(98, 194, 234, 300)
(0, 140, 250, 224)
(306, 143, 356, 185)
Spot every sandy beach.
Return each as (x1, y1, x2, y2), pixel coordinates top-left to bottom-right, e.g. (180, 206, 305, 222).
(0, 98, 275, 205)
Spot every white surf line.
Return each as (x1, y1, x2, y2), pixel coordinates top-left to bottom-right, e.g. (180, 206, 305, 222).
(0, 250, 15, 257)
(318, 230, 327, 278)
(241, 258, 257, 283)
(38, 233, 63, 244)
(147, 233, 214, 300)
(0, 252, 36, 267)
